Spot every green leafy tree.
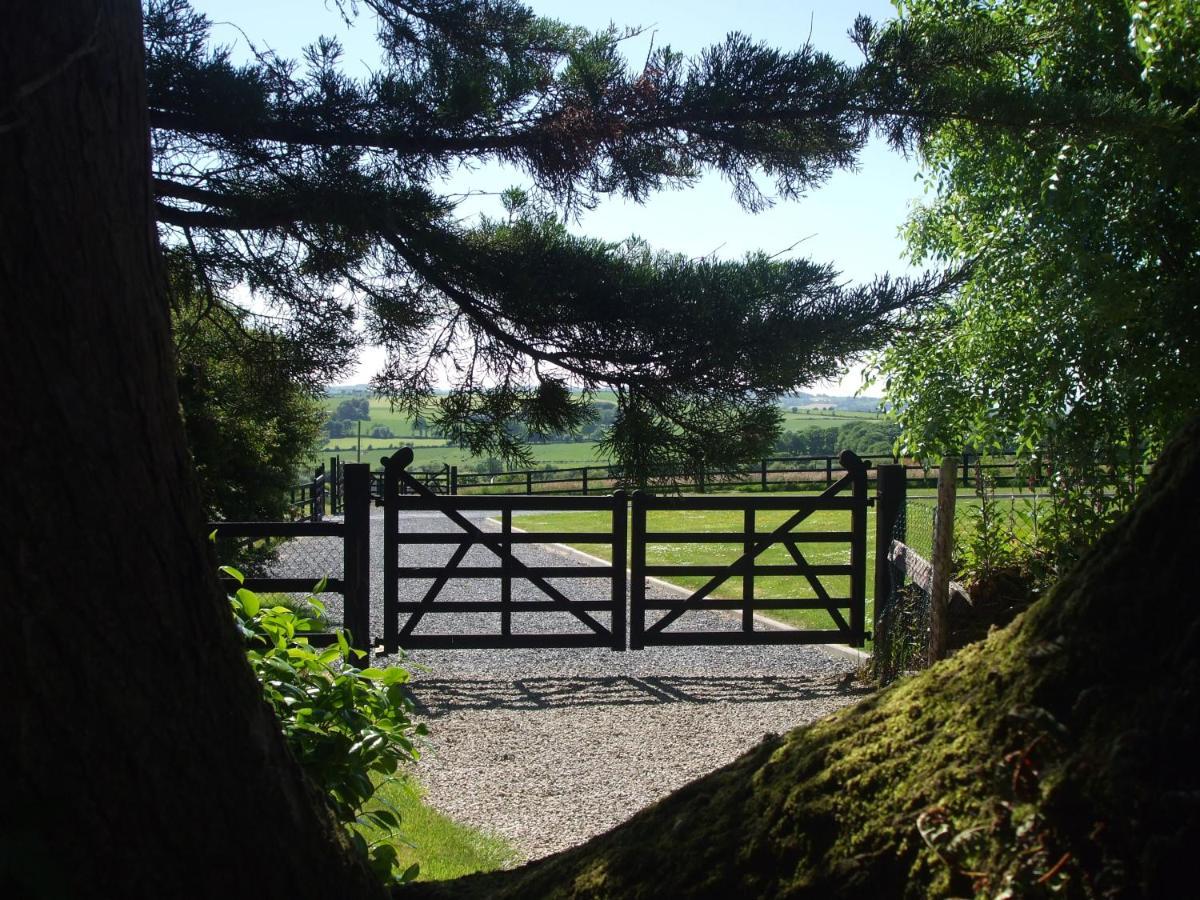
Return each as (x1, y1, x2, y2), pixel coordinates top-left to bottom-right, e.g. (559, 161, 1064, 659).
(335, 398, 371, 422)
(144, 0, 950, 483)
(865, 0, 1200, 557)
(170, 251, 325, 521)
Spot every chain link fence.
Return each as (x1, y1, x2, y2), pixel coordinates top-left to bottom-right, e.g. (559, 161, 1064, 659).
(214, 532, 345, 626)
(872, 499, 936, 685)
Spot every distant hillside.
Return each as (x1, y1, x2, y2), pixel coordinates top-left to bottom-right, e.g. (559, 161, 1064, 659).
(328, 385, 881, 412)
(778, 391, 882, 413)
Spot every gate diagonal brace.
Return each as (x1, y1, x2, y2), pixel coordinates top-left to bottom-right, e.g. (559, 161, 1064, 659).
(399, 541, 470, 638)
(386, 451, 609, 638)
(782, 541, 851, 633)
(646, 455, 863, 636)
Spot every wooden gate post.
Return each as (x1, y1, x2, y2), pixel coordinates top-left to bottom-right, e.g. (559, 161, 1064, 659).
(611, 490, 628, 651)
(929, 455, 959, 663)
(342, 463, 372, 662)
(873, 464, 906, 641)
(842, 451, 869, 647)
(629, 491, 647, 650)
(382, 453, 403, 655)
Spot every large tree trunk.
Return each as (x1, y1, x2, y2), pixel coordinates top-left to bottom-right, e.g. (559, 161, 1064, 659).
(0, 4, 381, 896)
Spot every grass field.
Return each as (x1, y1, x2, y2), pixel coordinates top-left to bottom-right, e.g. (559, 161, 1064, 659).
(778, 408, 881, 430)
(324, 439, 610, 471)
(513, 505, 877, 638)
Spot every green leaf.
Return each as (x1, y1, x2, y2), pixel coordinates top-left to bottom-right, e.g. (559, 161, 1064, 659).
(237, 587, 260, 616)
(219, 565, 244, 584)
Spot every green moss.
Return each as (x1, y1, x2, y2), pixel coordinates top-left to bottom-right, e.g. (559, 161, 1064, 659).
(400, 419, 1200, 899)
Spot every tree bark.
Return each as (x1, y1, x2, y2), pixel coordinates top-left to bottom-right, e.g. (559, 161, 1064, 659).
(0, 3, 382, 896)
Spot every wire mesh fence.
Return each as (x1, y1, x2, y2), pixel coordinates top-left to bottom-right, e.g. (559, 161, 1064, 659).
(213, 533, 345, 627)
(872, 499, 936, 685)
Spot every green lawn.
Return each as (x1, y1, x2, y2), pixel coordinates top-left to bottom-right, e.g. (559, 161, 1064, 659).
(513, 504, 877, 638)
(360, 775, 519, 881)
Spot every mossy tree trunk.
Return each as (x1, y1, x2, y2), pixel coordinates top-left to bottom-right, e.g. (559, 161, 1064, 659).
(404, 421, 1200, 897)
(0, 3, 382, 895)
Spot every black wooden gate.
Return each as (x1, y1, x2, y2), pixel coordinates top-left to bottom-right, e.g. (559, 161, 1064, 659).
(629, 451, 870, 649)
(381, 448, 627, 652)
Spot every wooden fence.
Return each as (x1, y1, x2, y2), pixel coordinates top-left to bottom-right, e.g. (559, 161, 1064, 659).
(212, 464, 372, 658)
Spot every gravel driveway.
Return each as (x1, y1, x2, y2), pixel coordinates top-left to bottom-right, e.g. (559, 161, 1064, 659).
(284, 506, 869, 861)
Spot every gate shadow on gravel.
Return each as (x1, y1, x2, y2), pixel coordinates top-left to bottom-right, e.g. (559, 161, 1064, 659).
(409, 674, 871, 719)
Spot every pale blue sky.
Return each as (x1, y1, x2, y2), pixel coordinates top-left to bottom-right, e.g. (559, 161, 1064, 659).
(189, 0, 921, 393)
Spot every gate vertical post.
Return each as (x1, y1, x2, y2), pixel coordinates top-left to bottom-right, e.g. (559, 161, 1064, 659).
(500, 506, 512, 638)
(873, 465, 906, 641)
(629, 491, 647, 650)
(342, 463, 371, 662)
(611, 490, 627, 650)
(841, 450, 868, 647)
(742, 508, 755, 633)
(382, 455, 401, 655)
(315, 464, 326, 521)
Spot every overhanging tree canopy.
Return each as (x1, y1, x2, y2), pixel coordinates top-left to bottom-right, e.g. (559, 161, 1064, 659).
(145, 0, 950, 475)
(863, 0, 1200, 520)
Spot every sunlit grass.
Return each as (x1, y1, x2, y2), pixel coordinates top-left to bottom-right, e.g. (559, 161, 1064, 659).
(360, 775, 520, 882)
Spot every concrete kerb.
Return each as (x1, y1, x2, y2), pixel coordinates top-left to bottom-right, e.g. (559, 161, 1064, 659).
(487, 518, 872, 666)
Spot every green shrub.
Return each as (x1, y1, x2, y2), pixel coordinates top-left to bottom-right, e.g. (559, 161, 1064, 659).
(222, 566, 426, 884)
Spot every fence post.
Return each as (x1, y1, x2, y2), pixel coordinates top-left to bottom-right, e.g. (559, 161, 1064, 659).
(761, 458, 768, 491)
(842, 451, 869, 647)
(342, 463, 372, 662)
(314, 464, 326, 521)
(826, 456, 833, 487)
(611, 490, 627, 650)
(873, 464, 906, 642)
(742, 507, 755, 633)
(500, 506, 512, 638)
(929, 455, 959, 664)
(526, 470, 533, 494)
(961, 453, 970, 487)
(629, 491, 647, 650)
(450, 465, 458, 496)
(382, 454, 401, 655)
(582, 467, 589, 496)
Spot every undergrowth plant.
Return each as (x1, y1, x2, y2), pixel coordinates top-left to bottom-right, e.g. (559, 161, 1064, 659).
(222, 565, 426, 884)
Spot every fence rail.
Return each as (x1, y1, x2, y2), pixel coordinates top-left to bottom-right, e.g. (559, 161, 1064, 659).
(406, 452, 1045, 497)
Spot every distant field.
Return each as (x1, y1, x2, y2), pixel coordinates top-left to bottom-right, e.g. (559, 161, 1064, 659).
(317, 391, 883, 471)
(779, 408, 881, 430)
(322, 439, 610, 471)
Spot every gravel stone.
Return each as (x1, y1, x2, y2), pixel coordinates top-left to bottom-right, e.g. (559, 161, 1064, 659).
(313, 506, 870, 861)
